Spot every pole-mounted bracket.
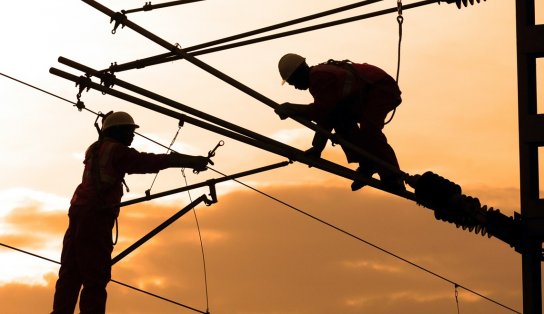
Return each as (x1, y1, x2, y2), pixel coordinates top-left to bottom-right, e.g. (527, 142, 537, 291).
(99, 70, 116, 89)
(205, 180, 218, 206)
(75, 75, 92, 100)
(110, 11, 127, 34)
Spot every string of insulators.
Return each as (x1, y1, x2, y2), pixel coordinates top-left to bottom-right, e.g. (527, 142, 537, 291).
(413, 172, 521, 250)
(444, 0, 486, 9)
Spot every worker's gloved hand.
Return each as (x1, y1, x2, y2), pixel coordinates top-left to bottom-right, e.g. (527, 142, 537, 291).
(189, 156, 210, 172)
(168, 153, 210, 172)
(274, 103, 291, 120)
(304, 146, 322, 158)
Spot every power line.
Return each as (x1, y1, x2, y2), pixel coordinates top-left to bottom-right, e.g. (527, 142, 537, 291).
(0, 71, 521, 313)
(0, 242, 207, 314)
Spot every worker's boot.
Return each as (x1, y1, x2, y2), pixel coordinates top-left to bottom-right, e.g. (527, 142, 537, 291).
(381, 175, 406, 193)
(351, 165, 377, 191)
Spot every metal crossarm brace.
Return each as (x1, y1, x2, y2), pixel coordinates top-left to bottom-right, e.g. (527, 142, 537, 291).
(102, 0, 438, 74)
(81, 0, 409, 180)
(59, 56, 287, 150)
(111, 193, 212, 265)
(119, 161, 291, 208)
(112, 162, 290, 265)
(104, 0, 383, 73)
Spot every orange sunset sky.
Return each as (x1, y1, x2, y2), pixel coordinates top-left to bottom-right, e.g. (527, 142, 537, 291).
(0, 0, 542, 313)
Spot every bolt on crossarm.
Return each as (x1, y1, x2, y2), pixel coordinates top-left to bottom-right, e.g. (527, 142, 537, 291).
(81, 0, 412, 183)
(122, 0, 204, 15)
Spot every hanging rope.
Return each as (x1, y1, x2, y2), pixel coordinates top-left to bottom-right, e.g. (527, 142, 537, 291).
(181, 167, 210, 313)
(384, 0, 404, 125)
(145, 120, 183, 196)
(395, 0, 404, 83)
(455, 284, 461, 314)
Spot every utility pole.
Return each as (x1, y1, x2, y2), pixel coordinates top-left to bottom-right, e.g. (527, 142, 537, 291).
(516, 0, 544, 313)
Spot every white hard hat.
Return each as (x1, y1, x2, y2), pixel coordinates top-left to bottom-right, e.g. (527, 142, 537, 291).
(278, 53, 305, 84)
(102, 111, 139, 131)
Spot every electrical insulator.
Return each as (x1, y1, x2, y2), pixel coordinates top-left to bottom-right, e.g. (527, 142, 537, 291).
(444, 0, 486, 9)
(413, 171, 521, 250)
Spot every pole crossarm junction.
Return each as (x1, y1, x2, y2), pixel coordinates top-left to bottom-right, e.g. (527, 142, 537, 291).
(81, 0, 410, 182)
(112, 161, 289, 265)
(111, 193, 212, 265)
(49, 66, 417, 201)
(59, 56, 286, 151)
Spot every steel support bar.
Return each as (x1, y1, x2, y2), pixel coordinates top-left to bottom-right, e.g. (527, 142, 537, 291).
(81, 0, 408, 179)
(111, 194, 210, 265)
(516, 0, 543, 313)
(59, 56, 287, 149)
(49, 67, 416, 201)
(105, 0, 434, 73)
(106, 0, 383, 72)
(119, 161, 290, 208)
(122, 0, 204, 14)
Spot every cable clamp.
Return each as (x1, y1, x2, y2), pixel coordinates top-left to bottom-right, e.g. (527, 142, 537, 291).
(108, 62, 119, 74)
(396, 0, 404, 25)
(143, 1, 153, 11)
(110, 11, 127, 34)
(75, 75, 92, 100)
(205, 181, 218, 206)
(74, 100, 86, 112)
(100, 70, 116, 89)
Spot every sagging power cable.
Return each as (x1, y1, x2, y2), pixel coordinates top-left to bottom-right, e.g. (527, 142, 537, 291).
(2, 72, 520, 313)
(0, 242, 207, 314)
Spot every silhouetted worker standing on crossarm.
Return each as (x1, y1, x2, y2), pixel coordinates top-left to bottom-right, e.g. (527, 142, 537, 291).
(275, 53, 405, 192)
(51, 111, 211, 314)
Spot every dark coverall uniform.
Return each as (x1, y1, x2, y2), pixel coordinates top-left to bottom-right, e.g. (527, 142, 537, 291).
(305, 62, 402, 181)
(52, 137, 174, 314)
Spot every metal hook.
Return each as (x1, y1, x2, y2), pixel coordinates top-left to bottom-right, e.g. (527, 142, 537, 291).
(110, 12, 127, 34)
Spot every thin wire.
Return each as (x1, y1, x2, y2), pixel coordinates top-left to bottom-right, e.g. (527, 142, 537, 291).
(1, 72, 521, 314)
(178, 147, 210, 312)
(146, 123, 182, 194)
(204, 168, 521, 314)
(0, 242, 207, 314)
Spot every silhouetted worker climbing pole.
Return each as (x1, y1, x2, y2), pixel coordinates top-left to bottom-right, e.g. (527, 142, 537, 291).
(276, 54, 405, 192)
(50, 111, 210, 314)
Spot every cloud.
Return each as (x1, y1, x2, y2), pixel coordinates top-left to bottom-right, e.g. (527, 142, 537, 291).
(0, 183, 522, 314)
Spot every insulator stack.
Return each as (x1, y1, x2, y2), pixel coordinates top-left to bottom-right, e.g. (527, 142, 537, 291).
(414, 171, 521, 249)
(445, 0, 486, 9)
